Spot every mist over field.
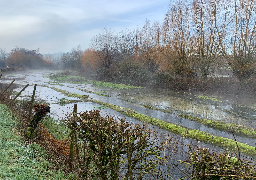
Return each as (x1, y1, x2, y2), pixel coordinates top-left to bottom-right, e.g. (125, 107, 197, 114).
(0, 0, 256, 179)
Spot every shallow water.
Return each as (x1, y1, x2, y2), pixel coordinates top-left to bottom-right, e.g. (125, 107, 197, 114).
(1, 70, 256, 177)
(2, 71, 256, 138)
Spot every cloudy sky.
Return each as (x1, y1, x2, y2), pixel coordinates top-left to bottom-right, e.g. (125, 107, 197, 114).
(0, 0, 170, 54)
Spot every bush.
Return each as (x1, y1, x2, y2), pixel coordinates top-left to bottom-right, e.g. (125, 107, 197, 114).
(65, 110, 169, 179)
(184, 144, 256, 179)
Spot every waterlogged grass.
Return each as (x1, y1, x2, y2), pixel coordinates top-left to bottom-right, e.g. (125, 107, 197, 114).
(179, 114, 256, 138)
(77, 88, 109, 97)
(49, 72, 143, 90)
(197, 95, 222, 102)
(47, 87, 256, 156)
(142, 103, 256, 139)
(12, 91, 19, 96)
(87, 100, 256, 158)
(47, 81, 64, 86)
(47, 86, 256, 157)
(141, 104, 173, 113)
(91, 80, 143, 89)
(0, 104, 73, 179)
(50, 74, 86, 83)
(58, 98, 83, 106)
(49, 87, 89, 99)
(217, 106, 256, 120)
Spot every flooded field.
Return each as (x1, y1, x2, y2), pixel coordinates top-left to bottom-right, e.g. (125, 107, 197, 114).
(1, 70, 256, 178)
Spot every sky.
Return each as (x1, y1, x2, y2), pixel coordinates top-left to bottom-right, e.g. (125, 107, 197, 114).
(0, 0, 170, 54)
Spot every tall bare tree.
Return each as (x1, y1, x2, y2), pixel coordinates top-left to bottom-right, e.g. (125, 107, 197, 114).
(218, 0, 256, 80)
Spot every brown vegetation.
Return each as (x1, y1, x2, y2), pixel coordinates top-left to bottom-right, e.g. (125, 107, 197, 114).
(5, 47, 51, 69)
(69, 0, 254, 92)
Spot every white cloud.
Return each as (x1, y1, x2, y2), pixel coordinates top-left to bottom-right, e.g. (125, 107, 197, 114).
(0, 0, 170, 53)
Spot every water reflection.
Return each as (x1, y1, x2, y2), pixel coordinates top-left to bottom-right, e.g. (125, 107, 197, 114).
(1, 71, 255, 159)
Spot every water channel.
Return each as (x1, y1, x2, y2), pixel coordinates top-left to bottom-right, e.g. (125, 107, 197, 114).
(1, 70, 256, 178)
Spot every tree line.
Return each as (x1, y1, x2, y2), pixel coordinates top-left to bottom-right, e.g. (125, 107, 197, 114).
(76, 0, 255, 87)
(0, 47, 52, 69)
(2, 0, 255, 89)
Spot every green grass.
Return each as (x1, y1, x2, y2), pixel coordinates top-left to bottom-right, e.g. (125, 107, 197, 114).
(0, 104, 74, 179)
(12, 91, 19, 96)
(47, 86, 256, 158)
(42, 117, 71, 140)
(89, 100, 256, 158)
(47, 81, 65, 86)
(77, 88, 109, 97)
(197, 95, 222, 102)
(141, 103, 256, 139)
(91, 80, 143, 89)
(179, 114, 256, 138)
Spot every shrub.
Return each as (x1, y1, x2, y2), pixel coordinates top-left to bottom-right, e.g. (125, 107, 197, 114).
(64, 110, 170, 179)
(184, 144, 256, 179)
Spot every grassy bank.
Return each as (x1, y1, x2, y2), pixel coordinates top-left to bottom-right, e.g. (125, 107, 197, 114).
(0, 104, 73, 179)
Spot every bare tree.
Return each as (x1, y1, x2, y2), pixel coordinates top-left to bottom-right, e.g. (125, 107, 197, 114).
(61, 45, 82, 70)
(90, 29, 119, 70)
(218, 0, 256, 81)
(191, 0, 221, 78)
(162, 1, 197, 78)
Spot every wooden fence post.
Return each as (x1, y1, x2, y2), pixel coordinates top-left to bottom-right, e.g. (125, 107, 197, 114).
(2, 79, 15, 95)
(8, 84, 29, 105)
(69, 104, 78, 170)
(0, 79, 15, 102)
(28, 84, 37, 122)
